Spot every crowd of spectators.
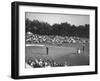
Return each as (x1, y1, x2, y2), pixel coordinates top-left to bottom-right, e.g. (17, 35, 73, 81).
(26, 57, 67, 68)
(26, 32, 88, 45)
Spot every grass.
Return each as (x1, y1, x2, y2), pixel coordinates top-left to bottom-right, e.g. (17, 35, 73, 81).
(25, 42, 89, 67)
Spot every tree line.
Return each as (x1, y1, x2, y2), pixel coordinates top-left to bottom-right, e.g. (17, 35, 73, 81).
(25, 19, 89, 38)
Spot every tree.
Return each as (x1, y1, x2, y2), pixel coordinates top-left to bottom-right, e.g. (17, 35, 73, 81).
(25, 19, 89, 38)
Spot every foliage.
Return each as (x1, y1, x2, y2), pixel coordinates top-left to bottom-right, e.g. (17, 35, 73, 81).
(25, 19, 89, 38)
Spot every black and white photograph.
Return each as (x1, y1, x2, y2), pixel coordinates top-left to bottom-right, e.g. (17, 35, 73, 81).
(25, 12, 90, 68)
(11, 1, 97, 79)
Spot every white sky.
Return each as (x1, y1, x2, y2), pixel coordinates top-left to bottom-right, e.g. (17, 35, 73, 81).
(26, 12, 89, 26)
